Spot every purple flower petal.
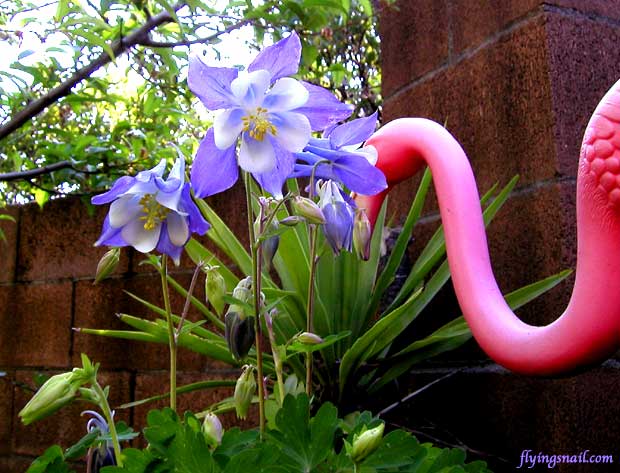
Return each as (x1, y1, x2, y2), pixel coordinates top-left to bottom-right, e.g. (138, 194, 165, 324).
(180, 184, 210, 235)
(156, 222, 184, 266)
(248, 32, 301, 81)
(329, 112, 378, 149)
(263, 78, 309, 112)
(270, 111, 311, 152)
(322, 201, 354, 254)
(333, 154, 388, 195)
(190, 128, 239, 198)
(253, 137, 295, 198)
(91, 176, 135, 205)
(293, 82, 353, 131)
(213, 107, 245, 149)
(188, 56, 238, 110)
(95, 215, 127, 247)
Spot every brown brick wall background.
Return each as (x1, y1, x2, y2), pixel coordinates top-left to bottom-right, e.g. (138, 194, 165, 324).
(3, 1, 620, 472)
(378, 1, 620, 472)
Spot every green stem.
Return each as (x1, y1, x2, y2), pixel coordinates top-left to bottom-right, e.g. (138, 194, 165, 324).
(160, 256, 177, 412)
(244, 172, 266, 438)
(305, 224, 319, 396)
(265, 313, 285, 405)
(92, 381, 123, 467)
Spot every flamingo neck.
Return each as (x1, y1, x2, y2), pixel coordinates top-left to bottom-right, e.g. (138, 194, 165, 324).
(362, 117, 620, 375)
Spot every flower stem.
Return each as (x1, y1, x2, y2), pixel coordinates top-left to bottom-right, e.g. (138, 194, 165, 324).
(160, 255, 177, 412)
(305, 224, 319, 396)
(244, 172, 266, 439)
(92, 381, 123, 467)
(175, 261, 203, 341)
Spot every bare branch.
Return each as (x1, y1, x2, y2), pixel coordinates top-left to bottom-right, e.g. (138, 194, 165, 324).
(0, 160, 124, 182)
(0, 2, 186, 142)
(137, 18, 252, 48)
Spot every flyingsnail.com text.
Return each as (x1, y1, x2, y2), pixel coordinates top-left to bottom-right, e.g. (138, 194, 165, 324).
(517, 450, 613, 469)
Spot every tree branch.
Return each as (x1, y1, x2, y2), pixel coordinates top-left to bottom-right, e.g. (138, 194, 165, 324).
(0, 2, 186, 142)
(137, 18, 252, 48)
(0, 160, 107, 182)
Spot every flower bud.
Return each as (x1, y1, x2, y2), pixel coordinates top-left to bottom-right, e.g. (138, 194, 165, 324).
(94, 248, 120, 284)
(279, 216, 303, 226)
(204, 266, 226, 316)
(296, 332, 324, 345)
(225, 312, 255, 361)
(349, 423, 385, 463)
(202, 412, 224, 447)
(256, 217, 280, 271)
(353, 209, 372, 261)
(225, 277, 255, 360)
(19, 372, 78, 425)
(291, 196, 326, 224)
(234, 365, 256, 419)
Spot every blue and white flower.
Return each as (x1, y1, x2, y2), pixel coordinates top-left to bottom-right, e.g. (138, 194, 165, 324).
(92, 158, 209, 265)
(292, 112, 387, 196)
(83, 410, 116, 471)
(188, 32, 353, 198)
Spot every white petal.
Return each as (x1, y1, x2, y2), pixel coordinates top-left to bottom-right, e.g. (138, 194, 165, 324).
(109, 194, 142, 228)
(213, 108, 244, 149)
(345, 144, 378, 165)
(271, 112, 311, 152)
(238, 133, 276, 173)
(121, 218, 161, 253)
(263, 78, 309, 112)
(230, 70, 271, 108)
(167, 212, 189, 246)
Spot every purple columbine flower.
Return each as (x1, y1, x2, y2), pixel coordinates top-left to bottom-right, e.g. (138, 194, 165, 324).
(92, 158, 210, 265)
(83, 410, 116, 472)
(317, 180, 355, 255)
(188, 31, 353, 198)
(292, 112, 387, 196)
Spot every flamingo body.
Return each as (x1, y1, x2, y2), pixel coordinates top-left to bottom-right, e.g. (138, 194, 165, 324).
(358, 80, 620, 375)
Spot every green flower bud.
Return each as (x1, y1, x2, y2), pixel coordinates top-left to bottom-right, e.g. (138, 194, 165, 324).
(297, 332, 324, 345)
(353, 209, 372, 261)
(19, 372, 78, 425)
(94, 248, 120, 284)
(291, 196, 326, 224)
(204, 266, 226, 316)
(349, 423, 385, 463)
(279, 216, 304, 226)
(255, 217, 280, 271)
(202, 412, 223, 448)
(234, 365, 256, 419)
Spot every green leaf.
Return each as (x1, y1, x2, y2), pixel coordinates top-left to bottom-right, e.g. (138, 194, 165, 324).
(34, 188, 50, 209)
(64, 429, 100, 460)
(119, 380, 237, 409)
(26, 446, 72, 473)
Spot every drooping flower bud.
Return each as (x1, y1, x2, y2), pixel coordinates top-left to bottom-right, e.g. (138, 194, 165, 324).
(353, 209, 372, 261)
(296, 332, 324, 345)
(291, 196, 326, 224)
(234, 365, 256, 419)
(19, 372, 78, 425)
(202, 412, 224, 447)
(348, 423, 385, 463)
(279, 216, 304, 226)
(255, 217, 280, 271)
(94, 248, 120, 284)
(225, 277, 255, 360)
(204, 266, 226, 316)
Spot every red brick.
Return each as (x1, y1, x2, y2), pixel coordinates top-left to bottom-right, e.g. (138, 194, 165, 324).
(132, 370, 257, 446)
(0, 206, 19, 283)
(12, 370, 131, 457)
(17, 198, 130, 282)
(0, 373, 13, 455)
(72, 274, 231, 371)
(450, 0, 542, 54)
(545, 13, 620, 179)
(0, 456, 35, 473)
(550, 0, 620, 21)
(0, 282, 72, 368)
(378, 0, 449, 98)
(383, 16, 557, 210)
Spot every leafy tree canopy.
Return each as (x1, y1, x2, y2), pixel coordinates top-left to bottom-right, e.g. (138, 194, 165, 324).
(0, 0, 382, 207)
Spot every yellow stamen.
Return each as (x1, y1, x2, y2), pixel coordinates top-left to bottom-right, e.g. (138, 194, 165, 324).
(139, 194, 169, 231)
(241, 107, 277, 141)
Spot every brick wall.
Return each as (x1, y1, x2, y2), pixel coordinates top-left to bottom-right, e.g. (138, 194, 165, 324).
(0, 187, 255, 471)
(377, 1, 620, 472)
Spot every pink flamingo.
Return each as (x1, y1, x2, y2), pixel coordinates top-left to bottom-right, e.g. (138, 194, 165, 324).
(356, 80, 620, 375)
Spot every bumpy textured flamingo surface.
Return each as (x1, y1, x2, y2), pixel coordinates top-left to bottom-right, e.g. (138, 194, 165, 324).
(357, 79, 620, 375)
